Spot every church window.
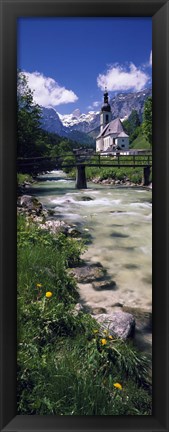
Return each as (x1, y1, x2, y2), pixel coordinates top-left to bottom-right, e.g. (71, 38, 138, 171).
(106, 114, 109, 122)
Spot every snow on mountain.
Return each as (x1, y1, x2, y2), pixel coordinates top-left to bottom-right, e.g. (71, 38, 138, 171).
(40, 88, 152, 143)
(57, 110, 99, 128)
(72, 109, 81, 118)
(56, 88, 152, 132)
(40, 106, 96, 145)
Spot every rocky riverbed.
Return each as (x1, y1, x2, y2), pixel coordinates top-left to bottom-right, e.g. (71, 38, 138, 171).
(92, 176, 152, 189)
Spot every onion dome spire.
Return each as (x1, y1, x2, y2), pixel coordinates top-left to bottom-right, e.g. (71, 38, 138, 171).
(104, 87, 109, 103)
(101, 87, 111, 112)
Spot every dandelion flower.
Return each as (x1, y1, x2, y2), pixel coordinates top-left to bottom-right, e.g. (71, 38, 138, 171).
(36, 283, 42, 288)
(114, 382, 122, 390)
(101, 338, 107, 345)
(45, 291, 53, 298)
(103, 329, 109, 334)
(109, 335, 113, 339)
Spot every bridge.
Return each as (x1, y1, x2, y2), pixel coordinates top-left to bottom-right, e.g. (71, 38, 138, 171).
(17, 149, 152, 189)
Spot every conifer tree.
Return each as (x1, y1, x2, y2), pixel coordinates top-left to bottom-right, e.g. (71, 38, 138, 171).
(142, 96, 152, 146)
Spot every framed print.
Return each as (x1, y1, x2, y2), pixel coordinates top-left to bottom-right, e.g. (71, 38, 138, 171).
(0, 0, 169, 431)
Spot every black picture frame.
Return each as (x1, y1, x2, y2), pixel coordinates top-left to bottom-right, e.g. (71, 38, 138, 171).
(0, 0, 169, 431)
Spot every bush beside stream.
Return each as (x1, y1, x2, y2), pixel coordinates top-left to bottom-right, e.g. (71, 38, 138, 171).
(17, 213, 152, 415)
(67, 165, 152, 185)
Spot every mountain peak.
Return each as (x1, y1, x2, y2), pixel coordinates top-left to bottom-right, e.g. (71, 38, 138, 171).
(41, 88, 152, 142)
(72, 108, 81, 118)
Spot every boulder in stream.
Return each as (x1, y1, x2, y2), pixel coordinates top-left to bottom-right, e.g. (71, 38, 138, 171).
(94, 311, 135, 340)
(67, 227, 82, 237)
(92, 279, 117, 291)
(69, 263, 106, 284)
(80, 196, 94, 201)
(18, 195, 43, 215)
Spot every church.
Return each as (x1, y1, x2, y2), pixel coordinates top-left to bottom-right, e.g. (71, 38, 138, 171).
(96, 89, 129, 153)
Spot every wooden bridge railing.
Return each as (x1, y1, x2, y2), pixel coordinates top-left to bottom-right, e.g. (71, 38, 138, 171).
(17, 150, 152, 188)
(17, 151, 152, 169)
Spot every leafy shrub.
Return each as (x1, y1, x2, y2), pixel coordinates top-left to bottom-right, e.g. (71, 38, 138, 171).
(17, 173, 32, 185)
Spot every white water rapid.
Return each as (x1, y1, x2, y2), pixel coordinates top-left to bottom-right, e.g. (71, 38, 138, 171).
(31, 170, 152, 314)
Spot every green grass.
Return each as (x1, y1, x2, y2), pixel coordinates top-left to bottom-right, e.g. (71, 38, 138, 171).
(18, 335, 151, 415)
(69, 165, 144, 184)
(17, 214, 152, 415)
(17, 173, 33, 185)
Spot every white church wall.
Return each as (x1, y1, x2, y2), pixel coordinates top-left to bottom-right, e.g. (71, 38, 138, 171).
(104, 136, 113, 150)
(115, 137, 129, 149)
(96, 138, 104, 152)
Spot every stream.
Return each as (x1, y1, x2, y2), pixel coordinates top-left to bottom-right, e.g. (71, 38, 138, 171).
(30, 170, 152, 315)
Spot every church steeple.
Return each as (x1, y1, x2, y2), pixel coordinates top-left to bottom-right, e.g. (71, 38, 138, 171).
(100, 88, 112, 132)
(103, 87, 109, 104)
(101, 87, 111, 112)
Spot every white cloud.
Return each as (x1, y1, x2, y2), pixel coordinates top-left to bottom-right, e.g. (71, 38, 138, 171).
(93, 101, 100, 107)
(87, 100, 101, 110)
(149, 50, 152, 66)
(23, 71, 78, 107)
(97, 63, 150, 92)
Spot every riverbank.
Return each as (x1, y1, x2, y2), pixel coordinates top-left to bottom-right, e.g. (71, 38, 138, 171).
(92, 176, 152, 189)
(18, 171, 152, 338)
(17, 170, 152, 191)
(18, 171, 152, 298)
(17, 187, 152, 356)
(17, 184, 152, 415)
(67, 162, 152, 188)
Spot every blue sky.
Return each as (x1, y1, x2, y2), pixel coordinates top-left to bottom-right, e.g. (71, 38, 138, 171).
(17, 17, 152, 114)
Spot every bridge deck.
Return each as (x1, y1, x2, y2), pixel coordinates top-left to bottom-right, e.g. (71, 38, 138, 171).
(17, 152, 152, 168)
(17, 151, 152, 188)
(57, 163, 152, 168)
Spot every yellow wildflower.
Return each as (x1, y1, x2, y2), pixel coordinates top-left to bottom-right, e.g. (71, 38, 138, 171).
(101, 338, 107, 345)
(36, 283, 42, 288)
(109, 335, 113, 339)
(103, 329, 109, 334)
(93, 330, 98, 334)
(113, 382, 122, 390)
(45, 291, 53, 298)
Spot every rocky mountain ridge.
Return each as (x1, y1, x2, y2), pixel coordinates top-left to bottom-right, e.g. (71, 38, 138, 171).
(40, 88, 152, 144)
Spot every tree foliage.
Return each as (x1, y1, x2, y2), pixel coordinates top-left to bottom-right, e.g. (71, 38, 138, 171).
(17, 71, 44, 157)
(17, 72, 86, 174)
(123, 110, 140, 136)
(123, 110, 141, 144)
(142, 97, 152, 146)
